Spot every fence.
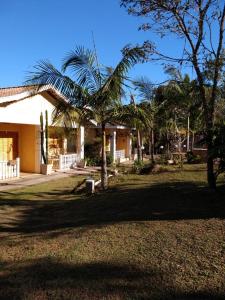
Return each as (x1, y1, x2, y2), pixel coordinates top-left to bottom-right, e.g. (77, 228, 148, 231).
(0, 158, 20, 180)
(115, 149, 125, 160)
(59, 153, 79, 170)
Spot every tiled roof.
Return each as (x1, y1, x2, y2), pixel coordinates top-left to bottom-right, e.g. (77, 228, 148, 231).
(0, 84, 68, 107)
(0, 85, 38, 97)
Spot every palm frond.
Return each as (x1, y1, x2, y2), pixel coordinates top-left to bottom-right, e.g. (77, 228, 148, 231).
(133, 76, 154, 102)
(52, 101, 81, 128)
(62, 46, 102, 93)
(95, 45, 148, 104)
(26, 60, 89, 107)
(115, 103, 152, 129)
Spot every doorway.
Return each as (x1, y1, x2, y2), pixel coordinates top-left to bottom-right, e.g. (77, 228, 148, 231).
(0, 131, 18, 161)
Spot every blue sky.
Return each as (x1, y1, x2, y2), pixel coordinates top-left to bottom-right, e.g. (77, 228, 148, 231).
(0, 0, 187, 88)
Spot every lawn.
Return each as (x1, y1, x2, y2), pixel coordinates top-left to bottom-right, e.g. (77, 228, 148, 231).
(0, 164, 224, 300)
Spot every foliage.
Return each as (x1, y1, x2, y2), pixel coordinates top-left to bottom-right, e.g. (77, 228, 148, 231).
(86, 154, 113, 167)
(132, 159, 144, 174)
(40, 110, 49, 164)
(186, 151, 202, 164)
(139, 163, 154, 174)
(84, 140, 101, 164)
(121, 0, 225, 188)
(154, 72, 203, 153)
(211, 123, 225, 178)
(27, 44, 149, 189)
(132, 77, 156, 162)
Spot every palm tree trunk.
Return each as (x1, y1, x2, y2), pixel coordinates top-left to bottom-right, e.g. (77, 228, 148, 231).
(101, 122, 108, 190)
(150, 128, 154, 163)
(187, 115, 190, 152)
(191, 132, 195, 151)
(148, 129, 151, 158)
(137, 129, 142, 162)
(166, 131, 170, 158)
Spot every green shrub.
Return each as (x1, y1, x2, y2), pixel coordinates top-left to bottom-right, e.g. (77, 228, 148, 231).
(132, 160, 144, 174)
(158, 154, 168, 165)
(106, 154, 113, 166)
(139, 163, 155, 174)
(85, 141, 101, 159)
(86, 157, 98, 166)
(186, 151, 201, 164)
(86, 154, 113, 167)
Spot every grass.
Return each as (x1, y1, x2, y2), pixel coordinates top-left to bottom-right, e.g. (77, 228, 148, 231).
(0, 164, 224, 299)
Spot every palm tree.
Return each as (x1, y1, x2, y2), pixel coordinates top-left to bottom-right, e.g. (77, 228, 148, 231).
(117, 95, 152, 163)
(26, 45, 148, 189)
(154, 70, 203, 156)
(133, 77, 156, 163)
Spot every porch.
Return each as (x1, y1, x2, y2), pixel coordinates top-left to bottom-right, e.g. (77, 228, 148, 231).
(48, 126, 84, 170)
(0, 158, 20, 180)
(0, 123, 85, 180)
(106, 128, 132, 162)
(85, 127, 132, 163)
(0, 123, 39, 180)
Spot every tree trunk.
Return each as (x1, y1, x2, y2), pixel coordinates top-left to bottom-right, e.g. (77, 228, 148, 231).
(207, 156, 216, 190)
(150, 128, 154, 163)
(148, 129, 151, 158)
(137, 129, 142, 162)
(187, 115, 190, 152)
(166, 131, 170, 158)
(101, 122, 108, 190)
(191, 132, 195, 151)
(206, 128, 216, 189)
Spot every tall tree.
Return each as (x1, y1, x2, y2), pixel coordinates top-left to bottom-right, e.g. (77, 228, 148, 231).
(133, 77, 156, 162)
(27, 45, 148, 189)
(121, 0, 225, 188)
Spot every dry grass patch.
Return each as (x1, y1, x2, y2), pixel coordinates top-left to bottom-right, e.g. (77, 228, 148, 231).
(0, 164, 224, 299)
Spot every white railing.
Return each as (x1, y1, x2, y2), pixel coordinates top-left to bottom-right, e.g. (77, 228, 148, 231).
(115, 149, 125, 159)
(0, 158, 20, 180)
(59, 153, 79, 170)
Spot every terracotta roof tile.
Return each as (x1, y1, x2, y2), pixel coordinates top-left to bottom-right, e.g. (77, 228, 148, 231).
(0, 85, 38, 97)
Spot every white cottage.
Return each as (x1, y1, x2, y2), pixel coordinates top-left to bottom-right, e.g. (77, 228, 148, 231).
(0, 85, 84, 180)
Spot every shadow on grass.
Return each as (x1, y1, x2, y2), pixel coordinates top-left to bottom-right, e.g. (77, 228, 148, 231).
(0, 179, 224, 236)
(0, 257, 223, 300)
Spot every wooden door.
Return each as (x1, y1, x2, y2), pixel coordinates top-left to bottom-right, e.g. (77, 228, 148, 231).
(0, 132, 18, 161)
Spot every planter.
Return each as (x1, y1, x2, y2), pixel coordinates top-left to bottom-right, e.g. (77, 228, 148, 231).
(41, 164, 53, 175)
(77, 160, 87, 168)
(167, 159, 174, 165)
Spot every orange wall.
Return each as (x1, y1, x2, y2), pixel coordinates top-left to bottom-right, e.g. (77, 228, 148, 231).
(85, 128, 130, 156)
(0, 123, 38, 173)
(20, 124, 37, 172)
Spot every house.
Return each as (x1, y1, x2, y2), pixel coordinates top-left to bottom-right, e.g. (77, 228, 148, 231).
(85, 123, 132, 163)
(0, 84, 133, 180)
(0, 85, 84, 180)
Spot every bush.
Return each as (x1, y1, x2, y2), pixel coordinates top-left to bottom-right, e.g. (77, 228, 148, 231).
(106, 154, 113, 166)
(86, 157, 98, 166)
(211, 123, 225, 178)
(86, 154, 113, 167)
(132, 160, 144, 174)
(139, 163, 154, 174)
(186, 151, 201, 164)
(85, 141, 101, 159)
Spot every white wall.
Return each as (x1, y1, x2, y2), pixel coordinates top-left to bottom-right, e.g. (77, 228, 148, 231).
(0, 94, 55, 126)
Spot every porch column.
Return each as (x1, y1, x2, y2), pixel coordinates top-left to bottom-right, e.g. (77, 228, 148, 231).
(110, 130, 116, 163)
(63, 138, 67, 154)
(16, 158, 20, 177)
(126, 133, 132, 159)
(77, 126, 84, 160)
(35, 125, 42, 173)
